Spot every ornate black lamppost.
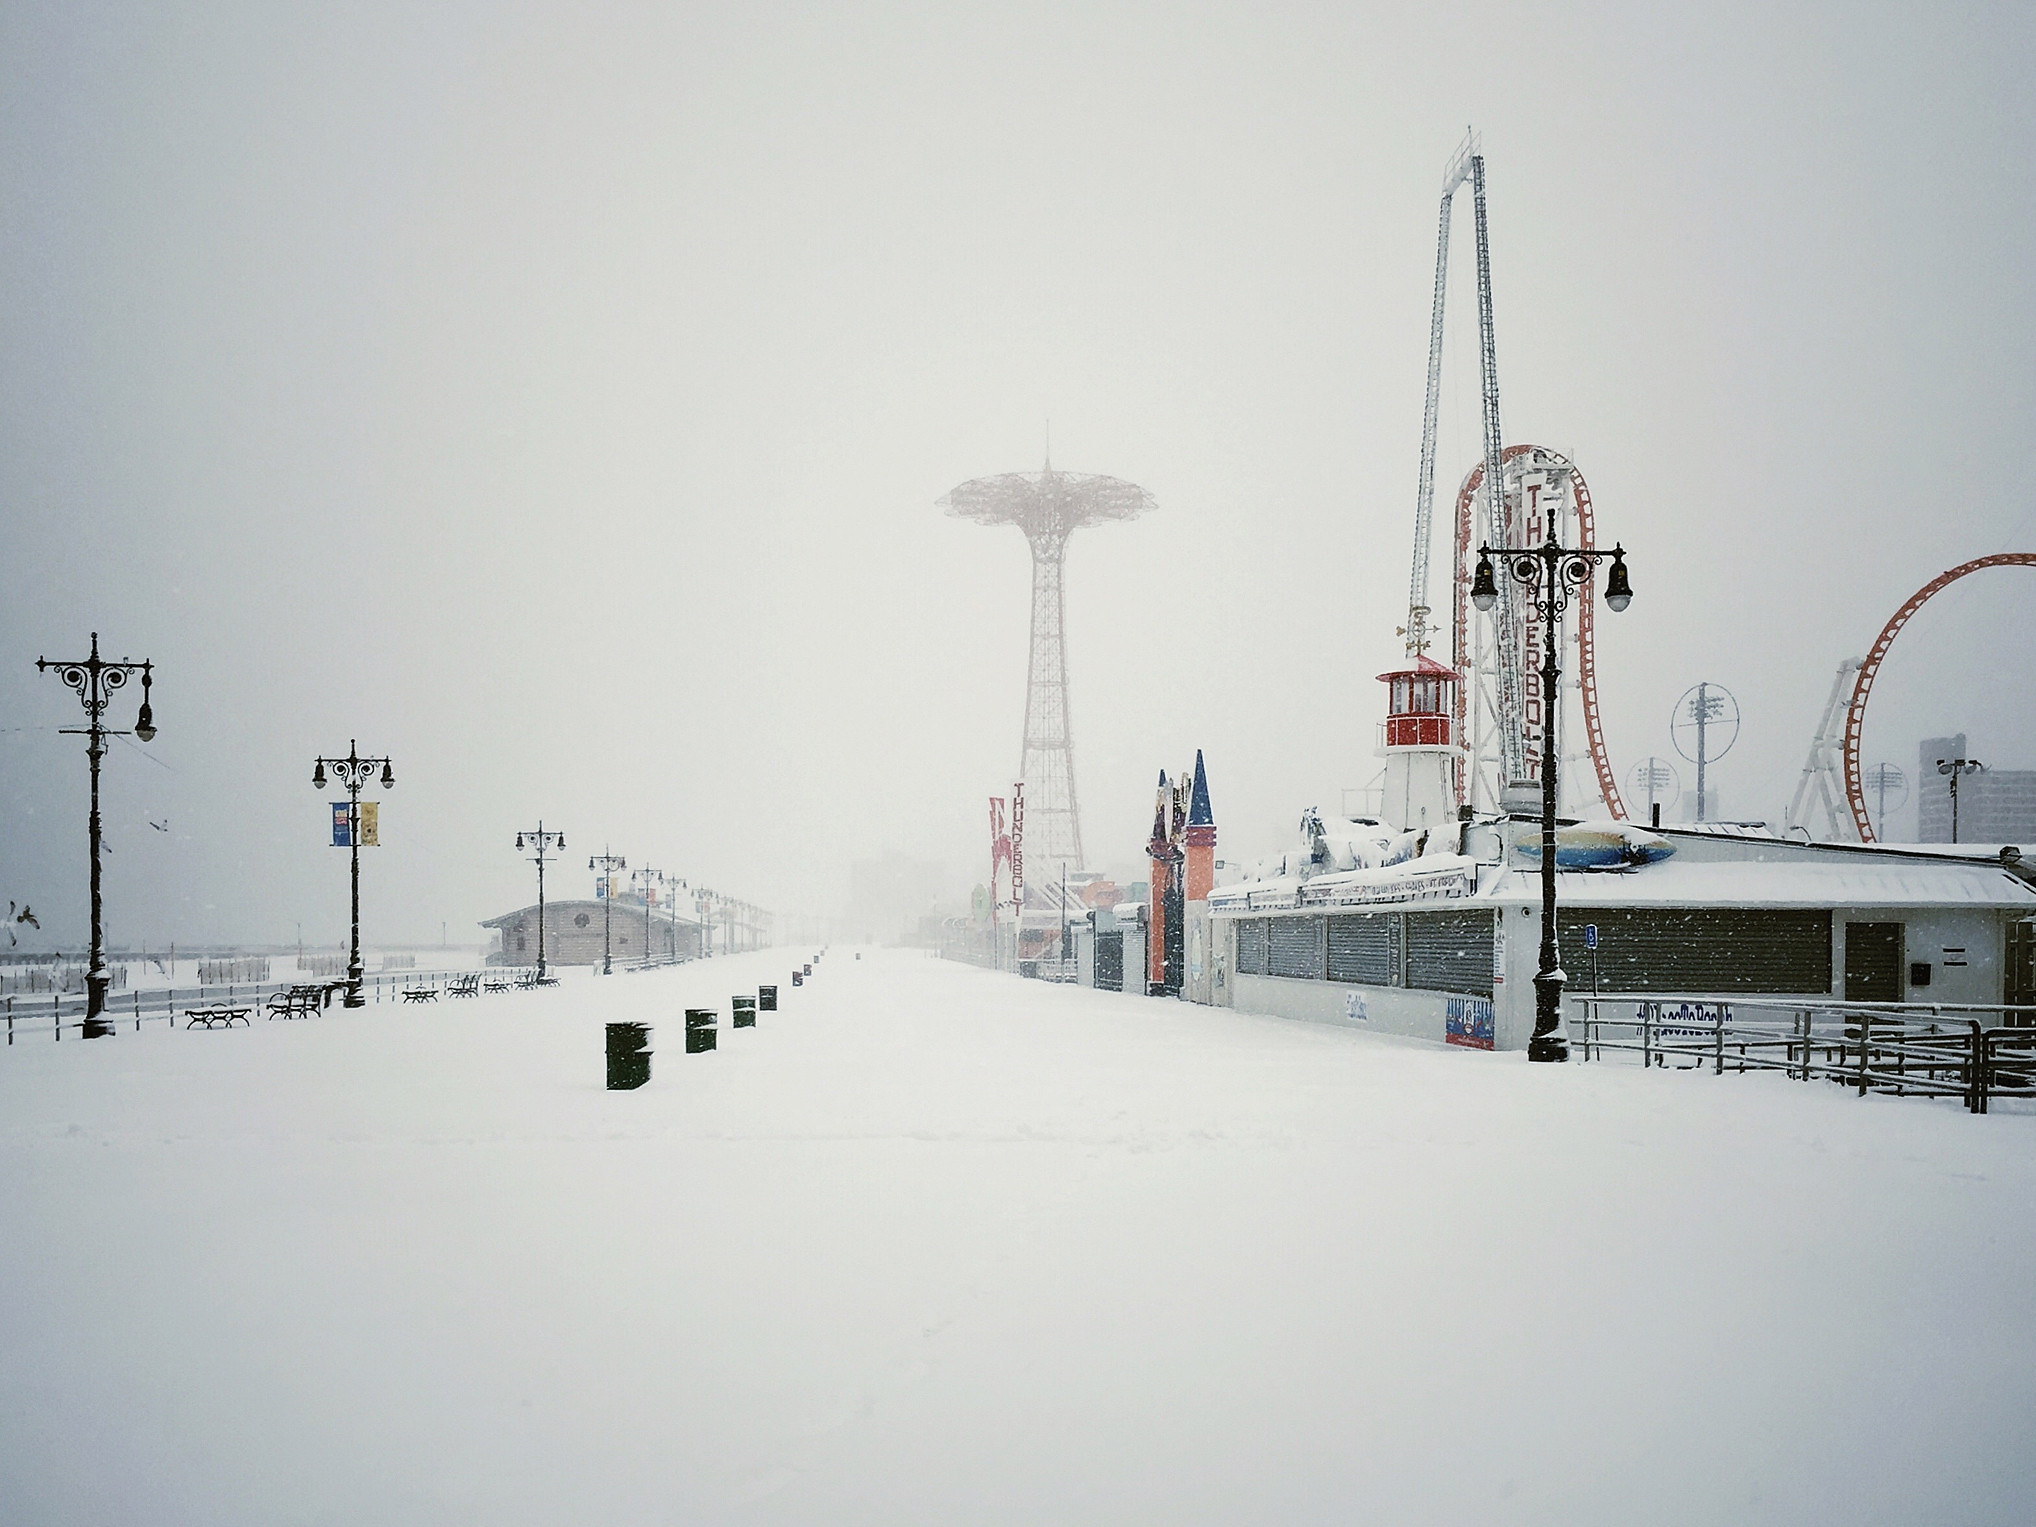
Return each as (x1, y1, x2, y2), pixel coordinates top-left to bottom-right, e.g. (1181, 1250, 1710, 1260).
(1472, 536, 1633, 1062)
(634, 866, 664, 966)
(589, 847, 626, 974)
(37, 633, 157, 1037)
(515, 823, 565, 979)
(312, 741, 393, 1007)
(1937, 757, 1985, 843)
(696, 886, 716, 958)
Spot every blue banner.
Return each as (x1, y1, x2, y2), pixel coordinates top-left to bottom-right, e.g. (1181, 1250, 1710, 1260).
(331, 803, 351, 847)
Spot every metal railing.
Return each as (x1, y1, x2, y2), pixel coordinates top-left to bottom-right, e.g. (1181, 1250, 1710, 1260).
(1570, 994, 2036, 1114)
(2, 965, 543, 1047)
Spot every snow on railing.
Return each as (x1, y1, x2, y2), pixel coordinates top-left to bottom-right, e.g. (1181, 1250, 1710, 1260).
(2, 965, 568, 1047)
(1570, 994, 2036, 1114)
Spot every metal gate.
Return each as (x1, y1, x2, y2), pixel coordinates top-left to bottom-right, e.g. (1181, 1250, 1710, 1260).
(2008, 921, 2034, 1019)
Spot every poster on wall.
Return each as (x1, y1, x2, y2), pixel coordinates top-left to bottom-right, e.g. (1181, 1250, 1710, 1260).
(1446, 995, 1495, 1050)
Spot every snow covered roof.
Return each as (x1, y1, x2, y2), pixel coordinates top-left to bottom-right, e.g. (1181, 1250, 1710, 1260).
(1485, 858, 2036, 910)
(1374, 653, 1461, 682)
(1208, 852, 2036, 914)
(481, 899, 707, 928)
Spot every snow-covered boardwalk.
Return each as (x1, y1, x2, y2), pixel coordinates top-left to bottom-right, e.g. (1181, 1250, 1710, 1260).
(3, 949, 2032, 1525)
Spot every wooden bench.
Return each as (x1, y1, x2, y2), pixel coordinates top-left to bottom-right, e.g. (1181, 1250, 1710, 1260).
(446, 974, 481, 998)
(185, 1006, 251, 1029)
(400, 987, 438, 1003)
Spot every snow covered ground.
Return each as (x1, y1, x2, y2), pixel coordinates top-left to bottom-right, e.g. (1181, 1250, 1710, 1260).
(3, 948, 2032, 1526)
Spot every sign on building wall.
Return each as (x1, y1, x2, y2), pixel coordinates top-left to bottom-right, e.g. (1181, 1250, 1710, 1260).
(1446, 995, 1495, 1050)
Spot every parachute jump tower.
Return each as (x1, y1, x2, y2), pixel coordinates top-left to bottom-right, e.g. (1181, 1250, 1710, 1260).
(942, 459, 1157, 876)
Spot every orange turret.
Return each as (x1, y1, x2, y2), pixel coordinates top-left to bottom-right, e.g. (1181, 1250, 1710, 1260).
(1183, 749, 1216, 901)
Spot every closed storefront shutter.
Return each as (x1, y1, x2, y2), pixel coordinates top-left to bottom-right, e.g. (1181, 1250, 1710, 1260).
(1235, 919, 1268, 976)
(1328, 914, 1394, 985)
(1843, 922, 1902, 1002)
(1269, 916, 1324, 979)
(1406, 910, 1494, 996)
(1566, 908, 1832, 994)
(1095, 931, 1123, 991)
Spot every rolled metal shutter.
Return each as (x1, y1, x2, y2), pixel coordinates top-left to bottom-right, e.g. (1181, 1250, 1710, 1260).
(1564, 908, 1831, 993)
(1405, 909, 1494, 996)
(1095, 931, 1123, 991)
(1328, 914, 1393, 985)
(1269, 916, 1324, 979)
(1235, 919, 1268, 976)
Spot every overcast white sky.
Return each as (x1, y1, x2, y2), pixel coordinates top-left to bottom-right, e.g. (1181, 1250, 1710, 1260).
(3, 1, 2033, 949)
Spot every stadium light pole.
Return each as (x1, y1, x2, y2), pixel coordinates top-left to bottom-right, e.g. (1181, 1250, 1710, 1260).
(37, 633, 157, 1036)
(515, 823, 565, 979)
(312, 740, 394, 1008)
(589, 847, 626, 975)
(1473, 537, 1633, 1062)
(1937, 758, 1985, 843)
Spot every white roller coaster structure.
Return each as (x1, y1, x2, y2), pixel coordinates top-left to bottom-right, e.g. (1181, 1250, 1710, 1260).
(1402, 134, 1626, 820)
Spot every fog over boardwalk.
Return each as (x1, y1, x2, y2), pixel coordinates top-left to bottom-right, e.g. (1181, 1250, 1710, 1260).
(3, 950, 2031, 1525)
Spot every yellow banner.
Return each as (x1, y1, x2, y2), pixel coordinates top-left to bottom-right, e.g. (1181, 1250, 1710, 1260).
(360, 801, 380, 847)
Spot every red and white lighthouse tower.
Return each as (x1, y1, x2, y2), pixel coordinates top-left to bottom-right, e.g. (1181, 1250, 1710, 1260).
(1377, 654, 1460, 833)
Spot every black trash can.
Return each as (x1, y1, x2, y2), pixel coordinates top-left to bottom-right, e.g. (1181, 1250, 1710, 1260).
(758, 985, 778, 1011)
(606, 1022, 652, 1090)
(791, 971, 803, 986)
(684, 1007, 717, 1054)
(732, 995, 756, 1029)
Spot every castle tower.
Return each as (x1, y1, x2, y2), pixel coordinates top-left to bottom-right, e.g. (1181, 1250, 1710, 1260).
(1378, 654, 1460, 834)
(941, 459, 1157, 876)
(1184, 749, 1216, 901)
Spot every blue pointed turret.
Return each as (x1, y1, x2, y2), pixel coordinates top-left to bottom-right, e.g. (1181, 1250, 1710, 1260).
(1188, 749, 1214, 828)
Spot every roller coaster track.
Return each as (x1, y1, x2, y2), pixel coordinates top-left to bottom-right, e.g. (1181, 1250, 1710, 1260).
(1842, 552, 2036, 841)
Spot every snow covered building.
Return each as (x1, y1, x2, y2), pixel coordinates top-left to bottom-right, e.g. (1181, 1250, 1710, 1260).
(1200, 825, 2036, 1051)
(481, 899, 702, 967)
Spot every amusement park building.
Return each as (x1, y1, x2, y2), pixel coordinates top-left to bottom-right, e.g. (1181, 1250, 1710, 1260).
(1066, 820, 2036, 1051)
(1195, 827, 2036, 1051)
(481, 899, 702, 967)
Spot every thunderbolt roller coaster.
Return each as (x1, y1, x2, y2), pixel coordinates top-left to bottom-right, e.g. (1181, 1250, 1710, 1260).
(1789, 552, 2036, 842)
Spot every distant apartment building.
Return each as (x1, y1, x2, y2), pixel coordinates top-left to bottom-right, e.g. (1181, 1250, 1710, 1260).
(1918, 734, 2036, 843)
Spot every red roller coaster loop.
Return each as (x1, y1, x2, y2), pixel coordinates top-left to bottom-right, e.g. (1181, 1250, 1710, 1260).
(1842, 552, 2036, 842)
(1452, 445, 1626, 819)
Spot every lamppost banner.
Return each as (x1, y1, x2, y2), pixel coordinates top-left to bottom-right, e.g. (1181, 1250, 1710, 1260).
(331, 803, 351, 847)
(360, 802, 379, 846)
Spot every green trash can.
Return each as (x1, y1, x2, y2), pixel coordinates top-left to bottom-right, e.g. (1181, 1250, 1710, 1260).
(606, 1022, 651, 1090)
(684, 1007, 717, 1054)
